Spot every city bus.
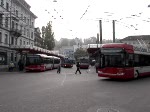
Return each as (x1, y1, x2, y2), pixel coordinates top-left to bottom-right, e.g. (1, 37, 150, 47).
(61, 57, 73, 68)
(53, 56, 61, 69)
(25, 54, 60, 71)
(97, 43, 150, 79)
(78, 57, 90, 69)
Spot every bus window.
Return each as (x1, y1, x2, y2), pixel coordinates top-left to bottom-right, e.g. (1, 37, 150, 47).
(26, 56, 42, 65)
(100, 53, 125, 68)
(134, 54, 140, 67)
(125, 54, 134, 67)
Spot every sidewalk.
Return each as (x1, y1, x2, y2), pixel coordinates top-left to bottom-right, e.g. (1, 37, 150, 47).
(0, 67, 24, 73)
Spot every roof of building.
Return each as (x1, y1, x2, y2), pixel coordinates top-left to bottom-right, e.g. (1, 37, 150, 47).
(121, 35, 150, 41)
(10, 45, 65, 59)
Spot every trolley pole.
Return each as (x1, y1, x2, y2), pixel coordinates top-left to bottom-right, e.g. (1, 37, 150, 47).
(113, 20, 115, 43)
(99, 20, 102, 44)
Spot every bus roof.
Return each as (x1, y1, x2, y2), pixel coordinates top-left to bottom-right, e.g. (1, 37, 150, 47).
(53, 56, 60, 59)
(102, 43, 150, 54)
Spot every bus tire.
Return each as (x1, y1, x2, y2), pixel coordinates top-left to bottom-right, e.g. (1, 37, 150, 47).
(134, 70, 139, 79)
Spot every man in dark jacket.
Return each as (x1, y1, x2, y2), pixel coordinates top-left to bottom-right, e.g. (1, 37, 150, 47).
(75, 62, 81, 74)
(57, 65, 61, 74)
(18, 59, 24, 71)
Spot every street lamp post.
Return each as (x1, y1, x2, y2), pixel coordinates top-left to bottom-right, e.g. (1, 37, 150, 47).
(99, 20, 102, 44)
(113, 20, 115, 43)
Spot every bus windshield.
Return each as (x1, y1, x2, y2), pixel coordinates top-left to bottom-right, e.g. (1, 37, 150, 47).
(100, 48, 125, 67)
(102, 54, 125, 67)
(26, 56, 42, 65)
(79, 59, 89, 63)
(64, 59, 73, 64)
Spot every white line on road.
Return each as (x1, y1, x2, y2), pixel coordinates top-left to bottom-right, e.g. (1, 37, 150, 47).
(61, 73, 67, 86)
(97, 107, 119, 112)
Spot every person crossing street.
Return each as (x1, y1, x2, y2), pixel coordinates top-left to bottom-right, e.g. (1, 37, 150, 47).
(75, 62, 81, 74)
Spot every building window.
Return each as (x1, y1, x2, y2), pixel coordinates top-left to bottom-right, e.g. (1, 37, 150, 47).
(20, 39, 22, 45)
(11, 53, 13, 61)
(13, 8, 15, 15)
(6, 2, 9, 11)
(23, 41, 25, 45)
(28, 19, 29, 25)
(0, 14, 3, 27)
(24, 16, 26, 23)
(0, 32, 1, 43)
(24, 27, 26, 35)
(0, 32, 2, 43)
(5, 17, 8, 28)
(12, 21, 14, 29)
(32, 22, 33, 27)
(15, 38, 17, 45)
(16, 23, 18, 29)
(15, 53, 17, 61)
(1, 0, 3, 7)
(11, 37, 14, 45)
(27, 29, 29, 37)
(5, 34, 8, 44)
(16, 10, 18, 17)
(31, 32, 33, 39)
(27, 42, 28, 45)
(20, 25, 23, 33)
(21, 14, 23, 20)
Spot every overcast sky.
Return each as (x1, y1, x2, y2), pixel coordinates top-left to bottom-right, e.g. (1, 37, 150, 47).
(26, 0, 150, 41)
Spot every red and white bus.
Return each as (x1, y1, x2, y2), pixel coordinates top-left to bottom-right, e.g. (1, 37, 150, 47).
(78, 57, 90, 69)
(61, 57, 73, 68)
(25, 54, 60, 71)
(53, 56, 61, 69)
(97, 43, 150, 79)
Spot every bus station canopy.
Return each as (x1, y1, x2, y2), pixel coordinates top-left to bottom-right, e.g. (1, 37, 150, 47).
(87, 44, 102, 54)
(10, 45, 65, 59)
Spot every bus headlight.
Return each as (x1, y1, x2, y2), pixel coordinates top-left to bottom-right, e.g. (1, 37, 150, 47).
(98, 71, 102, 74)
(117, 69, 124, 75)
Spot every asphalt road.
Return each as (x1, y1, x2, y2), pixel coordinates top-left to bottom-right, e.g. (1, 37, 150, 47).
(0, 65, 150, 112)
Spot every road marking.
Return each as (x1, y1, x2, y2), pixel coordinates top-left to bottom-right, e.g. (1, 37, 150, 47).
(97, 107, 119, 112)
(61, 73, 67, 86)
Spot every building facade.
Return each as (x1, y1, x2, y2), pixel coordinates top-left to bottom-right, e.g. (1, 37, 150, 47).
(0, 0, 37, 69)
(59, 46, 74, 59)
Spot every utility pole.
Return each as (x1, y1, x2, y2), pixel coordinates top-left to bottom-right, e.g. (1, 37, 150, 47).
(99, 20, 102, 44)
(96, 33, 99, 44)
(113, 20, 115, 43)
(96, 33, 99, 48)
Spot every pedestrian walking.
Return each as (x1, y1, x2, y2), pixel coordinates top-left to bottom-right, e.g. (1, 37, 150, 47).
(57, 65, 61, 74)
(8, 61, 15, 72)
(75, 62, 81, 74)
(18, 59, 24, 71)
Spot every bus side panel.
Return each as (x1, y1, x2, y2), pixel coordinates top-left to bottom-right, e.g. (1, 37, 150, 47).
(45, 63, 53, 70)
(134, 66, 150, 77)
(124, 68, 134, 79)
